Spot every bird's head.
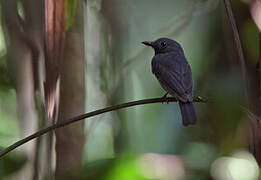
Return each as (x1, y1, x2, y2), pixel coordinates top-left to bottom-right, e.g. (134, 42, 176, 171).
(142, 38, 183, 55)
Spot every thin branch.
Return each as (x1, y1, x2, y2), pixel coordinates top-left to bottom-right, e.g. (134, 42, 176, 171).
(0, 96, 206, 158)
(223, 0, 249, 104)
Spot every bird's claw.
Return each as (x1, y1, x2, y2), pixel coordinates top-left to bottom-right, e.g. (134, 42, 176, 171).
(161, 93, 169, 104)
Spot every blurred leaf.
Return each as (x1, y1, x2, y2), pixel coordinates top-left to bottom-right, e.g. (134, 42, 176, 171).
(78, 156, 148, 180)
(240, 20, 259, 63)
(65, 0, 78, 29)
(105, 155, 147, 180)
(0, 151, 26, 178)
(17, 1, 25, 21)
(0, 53, 14, 90)
(0, 90, 19, 147)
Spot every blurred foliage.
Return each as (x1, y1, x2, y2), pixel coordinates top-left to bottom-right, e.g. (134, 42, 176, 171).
(241, 20, 259, 63)
(17, 1, 25, 21)
(105, 155, 146, 180)
(0, 1, 21, 178)
(65, 0, 78, 29)
(0, 151, 26, 179)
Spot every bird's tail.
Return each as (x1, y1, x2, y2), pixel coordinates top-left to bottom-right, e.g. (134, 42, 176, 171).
(178, 101, 197, 126)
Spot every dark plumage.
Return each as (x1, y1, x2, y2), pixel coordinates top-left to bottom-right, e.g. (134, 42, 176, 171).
(142, 38, 197, 126)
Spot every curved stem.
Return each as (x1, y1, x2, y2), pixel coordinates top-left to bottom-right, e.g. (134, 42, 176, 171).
(0, 96, 206, 158)
(223, 0, 249, 104)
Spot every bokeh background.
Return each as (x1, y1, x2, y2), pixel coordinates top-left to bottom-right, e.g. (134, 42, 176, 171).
(0, 0, 260, 179)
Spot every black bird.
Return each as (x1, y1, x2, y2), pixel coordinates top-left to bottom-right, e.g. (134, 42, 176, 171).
(142, 38, 196, 126)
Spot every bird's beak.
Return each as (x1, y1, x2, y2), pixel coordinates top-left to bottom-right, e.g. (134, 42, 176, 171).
(142, 41, 154, 47)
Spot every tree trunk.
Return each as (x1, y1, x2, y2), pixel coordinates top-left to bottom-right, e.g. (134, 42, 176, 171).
(1, 0, 44, 179)
(55, 0, 85, 178)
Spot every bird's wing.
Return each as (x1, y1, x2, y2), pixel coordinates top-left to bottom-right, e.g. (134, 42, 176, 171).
(152, 54, 193, 102)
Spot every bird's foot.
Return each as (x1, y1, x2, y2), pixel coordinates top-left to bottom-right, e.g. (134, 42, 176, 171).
(161, 93, 169, 104)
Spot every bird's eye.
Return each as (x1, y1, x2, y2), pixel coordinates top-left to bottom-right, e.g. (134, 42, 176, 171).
(161, 42, 167, 48)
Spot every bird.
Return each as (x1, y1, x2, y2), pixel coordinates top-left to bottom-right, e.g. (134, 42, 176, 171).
(142, 37, 196, 126)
